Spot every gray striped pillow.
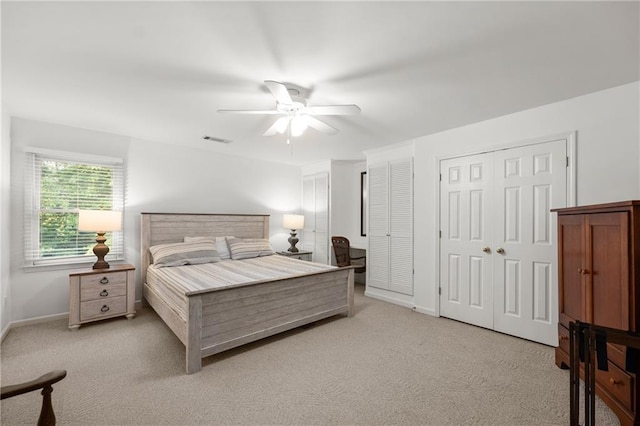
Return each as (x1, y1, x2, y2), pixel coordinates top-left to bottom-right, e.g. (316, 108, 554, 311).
(183, 236, 232, 260)
(226, 238, 275, 260)
(150, 241, 221, 267)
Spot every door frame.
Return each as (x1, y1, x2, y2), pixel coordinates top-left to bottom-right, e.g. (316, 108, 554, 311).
(433, 131, 577, 317)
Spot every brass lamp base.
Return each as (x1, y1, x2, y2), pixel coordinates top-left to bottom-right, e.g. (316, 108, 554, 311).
(92, 232, 111, 269)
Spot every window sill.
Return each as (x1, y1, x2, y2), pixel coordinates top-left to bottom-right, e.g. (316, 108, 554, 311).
(22, 257, 125, 273)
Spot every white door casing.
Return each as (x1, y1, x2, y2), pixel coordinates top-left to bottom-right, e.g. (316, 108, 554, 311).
(439, 139, 566, 345)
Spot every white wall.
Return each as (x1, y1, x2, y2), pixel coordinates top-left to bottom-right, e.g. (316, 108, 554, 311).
(9, 118, 301, 322)
(413, 81, 640, 315)
(1, 107, 11, 336)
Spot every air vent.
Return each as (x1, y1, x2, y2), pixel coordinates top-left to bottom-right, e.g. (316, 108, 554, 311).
(202, 135, 233, 144)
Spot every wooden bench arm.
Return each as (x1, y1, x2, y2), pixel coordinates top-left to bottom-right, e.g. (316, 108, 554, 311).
(1, 370, 67, 399)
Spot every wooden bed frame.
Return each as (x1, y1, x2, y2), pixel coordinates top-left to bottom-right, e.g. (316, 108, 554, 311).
(141, 213, 354, 374)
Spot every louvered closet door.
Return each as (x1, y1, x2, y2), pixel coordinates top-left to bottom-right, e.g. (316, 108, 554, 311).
(368, 164, 390, 290)
(440, 153, 495, 329)
(492, 141, 565, 346)
(389, 159, 413, 295)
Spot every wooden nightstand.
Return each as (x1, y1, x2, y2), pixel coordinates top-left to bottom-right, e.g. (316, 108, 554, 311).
(277, 250, 313, 261)
(68, 264, 136, 330)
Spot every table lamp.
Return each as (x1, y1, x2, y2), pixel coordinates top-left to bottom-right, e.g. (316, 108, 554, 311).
(283, 214, 304, 253)
(78, 210, 122, 269)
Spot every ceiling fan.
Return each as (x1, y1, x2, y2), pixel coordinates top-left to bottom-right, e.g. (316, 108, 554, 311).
(218, 80, 360, 140)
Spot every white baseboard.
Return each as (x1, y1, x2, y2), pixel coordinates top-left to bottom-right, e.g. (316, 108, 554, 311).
(364, 290, 414, 309)
(1, 322, 10, 343)
(414, 305, 437, 316)
(1, 299, 145, 342)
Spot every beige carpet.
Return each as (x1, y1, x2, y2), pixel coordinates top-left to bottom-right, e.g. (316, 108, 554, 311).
(1, 285, 619, 425)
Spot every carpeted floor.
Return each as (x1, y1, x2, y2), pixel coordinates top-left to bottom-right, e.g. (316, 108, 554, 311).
(1, 285, 619, 425)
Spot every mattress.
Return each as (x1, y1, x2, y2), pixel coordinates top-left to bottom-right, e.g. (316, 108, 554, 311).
(146, 255, 336, 321)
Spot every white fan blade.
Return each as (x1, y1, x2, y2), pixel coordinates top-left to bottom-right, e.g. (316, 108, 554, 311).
(306, 105, 361, 115)
(218, 109, 280, 115)
(264, 117, 289, 136)
(306, 116, 338, 135)
(264, 80, 293, 105)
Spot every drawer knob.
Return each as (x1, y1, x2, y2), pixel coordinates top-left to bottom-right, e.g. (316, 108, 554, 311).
(100, 305, 110, 313)
(99, 277, 109, 284)
(100, 289, 109, 297)
(559, 336, 569, 341)
(609, 378, 622, 386)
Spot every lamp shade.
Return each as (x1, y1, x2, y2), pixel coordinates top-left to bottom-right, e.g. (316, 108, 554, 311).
(283, 214, 304, 230)
(78, 210, 122, 232)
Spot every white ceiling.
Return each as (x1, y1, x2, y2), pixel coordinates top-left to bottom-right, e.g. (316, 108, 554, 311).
(3, 1, 639, 166)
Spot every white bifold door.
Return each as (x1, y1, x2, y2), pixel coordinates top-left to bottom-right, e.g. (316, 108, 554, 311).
(302, 173, 330, 264)
(440, 140, 566, 346)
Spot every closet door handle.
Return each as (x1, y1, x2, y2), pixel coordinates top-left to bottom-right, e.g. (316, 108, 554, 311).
(482, 247, 491, 253)
(496, 248, 505, 254)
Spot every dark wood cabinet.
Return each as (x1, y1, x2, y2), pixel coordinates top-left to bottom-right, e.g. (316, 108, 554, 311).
(554, 201, 640, 425)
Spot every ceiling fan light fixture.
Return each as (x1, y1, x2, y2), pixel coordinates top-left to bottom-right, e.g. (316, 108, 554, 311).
(290, 115, 309, 137)
(274, 117, 289, 134)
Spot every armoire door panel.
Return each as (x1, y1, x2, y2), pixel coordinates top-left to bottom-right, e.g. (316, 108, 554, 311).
(558, 215, 584, 327)
(587, 212, 629, 331)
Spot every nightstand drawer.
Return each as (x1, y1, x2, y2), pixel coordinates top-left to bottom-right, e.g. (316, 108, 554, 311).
(81, 271, 127, 287)
(290, 253, 311, 261)
(80, 296, 126, 322)
(81, 283, 126, 302)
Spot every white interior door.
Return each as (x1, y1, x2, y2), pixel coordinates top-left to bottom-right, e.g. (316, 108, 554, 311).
(440, 153, 494, 329)
(314, 173, 329, 264)
(439, 140, 566, 345)
(492, 141, 566, 345)
(302, 173, 329, 264)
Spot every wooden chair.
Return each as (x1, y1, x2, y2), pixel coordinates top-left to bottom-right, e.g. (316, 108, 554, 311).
(331, 236, 366, 273)
(1, 370, 67, 426)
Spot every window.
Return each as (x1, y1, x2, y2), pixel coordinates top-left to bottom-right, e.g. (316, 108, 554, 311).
(24, 148, 124, 266)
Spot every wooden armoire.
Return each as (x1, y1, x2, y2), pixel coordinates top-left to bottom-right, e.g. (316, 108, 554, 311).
(554, 201, 640, 425)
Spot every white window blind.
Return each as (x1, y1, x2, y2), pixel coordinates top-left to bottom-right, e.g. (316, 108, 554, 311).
(24, 149, 125, 266)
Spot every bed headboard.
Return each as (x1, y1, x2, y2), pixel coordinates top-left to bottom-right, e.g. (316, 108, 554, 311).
(140, 213, 270, 284)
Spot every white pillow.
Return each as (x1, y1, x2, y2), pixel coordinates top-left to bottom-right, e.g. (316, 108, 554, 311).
(226, 237, 275, 260)
(184, 236, 231, 260)
(150, 241, 221, 267)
